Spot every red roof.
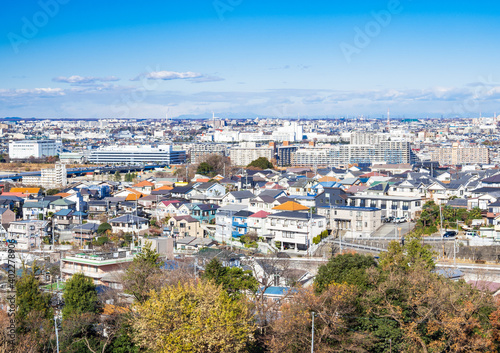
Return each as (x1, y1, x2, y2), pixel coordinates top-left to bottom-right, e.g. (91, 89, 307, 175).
(249, 210, 271, 218)
(359, 172, 388, 178)
(161, 200, 181, 206)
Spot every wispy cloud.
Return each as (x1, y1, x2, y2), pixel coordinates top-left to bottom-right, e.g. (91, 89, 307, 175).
(131, 70, 224, 83)
(2, 85, 500, 119)
(53, 75, 120, 85)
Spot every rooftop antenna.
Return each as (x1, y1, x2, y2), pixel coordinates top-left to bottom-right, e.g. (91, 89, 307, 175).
(165, 108, 170, 125)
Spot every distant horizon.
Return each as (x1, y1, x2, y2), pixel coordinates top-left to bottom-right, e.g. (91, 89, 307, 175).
(1, 114, 497, 122)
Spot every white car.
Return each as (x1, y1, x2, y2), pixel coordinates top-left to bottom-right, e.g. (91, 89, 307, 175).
(465, 231, 478, 238)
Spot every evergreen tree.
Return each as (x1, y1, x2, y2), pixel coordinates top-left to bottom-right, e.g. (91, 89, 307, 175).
(62, 273, 100, 319)
(16, 273, 53, 321)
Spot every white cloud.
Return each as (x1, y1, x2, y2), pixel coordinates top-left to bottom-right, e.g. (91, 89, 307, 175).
(131, 71, 224, 83)
(53, 75, 120, 85)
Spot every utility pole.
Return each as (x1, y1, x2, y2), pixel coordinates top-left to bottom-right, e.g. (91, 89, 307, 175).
(54, 316, 60, 353)
(311, 312, 315, 353)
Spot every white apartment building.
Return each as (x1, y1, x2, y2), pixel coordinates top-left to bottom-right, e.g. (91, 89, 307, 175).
(8, 220, 50, 250)
(267, 211, 326, 252)
(229, 142, 274, 166)
(317, 205, 383, 237)
(189, 143, 228, 164)
(88, 145, 186, 164)
(430, 143, 490, 166)
(291, 141, 415, 167)
(9, 140, 61, 159)
(22, 163, 67, 187)
(41, 163, 67, 187)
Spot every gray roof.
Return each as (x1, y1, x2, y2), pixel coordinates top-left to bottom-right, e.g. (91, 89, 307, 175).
(109, 214, 148, 224)
(268, 211, 325, 220)
(229, 190, 255, 200)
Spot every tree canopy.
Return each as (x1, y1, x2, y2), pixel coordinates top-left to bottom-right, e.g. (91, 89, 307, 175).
(196, 162, 215, 176)
(247, 157, 273, 170)
(16, 273, 53, 321)
(62, 273, 100, 319)
(97, 222, 112, 235)
(314, 253, 377, 293)
(132, 280, 255, 353)
(202, 258, 259, 298)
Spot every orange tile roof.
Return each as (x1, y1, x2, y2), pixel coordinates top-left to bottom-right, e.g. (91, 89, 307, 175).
(153, 185, 173, 191)
(272, 201, 309, 211)
(125, 188, 145, 196)
(318, 176, 340, 182)
(133, 180, 155, 187)
(10, 187, 40, 194)
(126, 193, 141, 201)
(103, 304, 130, 316)
(55, 192, 72, 198)
(195, 178, 210, 182)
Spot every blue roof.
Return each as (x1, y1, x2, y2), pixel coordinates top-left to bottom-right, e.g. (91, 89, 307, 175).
(288, 195, 316, 200)
(323, 205, 380, 212)
(263, 286, 298, 296)
(55, 209, 73, 216)
(434, 268, 463, 279)
(73, 211, 87, 217)
(318, 181, 343, 188)
(161, 260, 180, 270)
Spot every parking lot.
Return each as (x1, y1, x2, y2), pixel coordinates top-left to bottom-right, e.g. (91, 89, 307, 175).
(373, 221, 416, 238)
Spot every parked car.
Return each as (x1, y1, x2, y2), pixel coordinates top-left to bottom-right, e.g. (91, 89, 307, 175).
(443, 231, 457, 238)
(384, 216, 394, 223)
(465, 231, 478, 238)
(393, 217, 407, 223)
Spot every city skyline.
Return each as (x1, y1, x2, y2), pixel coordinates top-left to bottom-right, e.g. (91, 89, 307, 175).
(1, 0, 500, 119)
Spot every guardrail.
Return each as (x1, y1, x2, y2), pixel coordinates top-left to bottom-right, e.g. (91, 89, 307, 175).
(326, 240, 387, 252)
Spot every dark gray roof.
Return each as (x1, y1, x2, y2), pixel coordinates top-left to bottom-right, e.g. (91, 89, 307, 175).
(71, 223, 99, 232)
(258, 190, 285, 199)
(195, 182, 217, 191)
(234, 210, 254, 217)
(109, 214, 148, 223)
(446, 199, 468, 207)
(229, 190, 255, 199)
(482, 173, 500, 184)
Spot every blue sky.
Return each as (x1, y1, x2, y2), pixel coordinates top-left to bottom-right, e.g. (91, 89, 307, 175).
(0, 0, 499, 119)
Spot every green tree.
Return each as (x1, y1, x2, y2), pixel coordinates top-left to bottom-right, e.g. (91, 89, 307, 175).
(62, 273, 100, 319)
(314, 253, 377, 294)
(114, 170, 122, 182)
(379, 233, 435, 271)
(132, 280, 255, 353)
(46, 188, 61, 196)
(247, 157, 273, 170)
(97, 222, 112, 235)
(468, 207, 482, 222)
(202, 258, 258, 298)
(16, 273, 53, 321)
(196, 162, 215, 176)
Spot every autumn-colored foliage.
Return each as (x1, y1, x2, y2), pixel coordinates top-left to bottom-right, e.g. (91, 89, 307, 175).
(132, 280, 255, 353)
